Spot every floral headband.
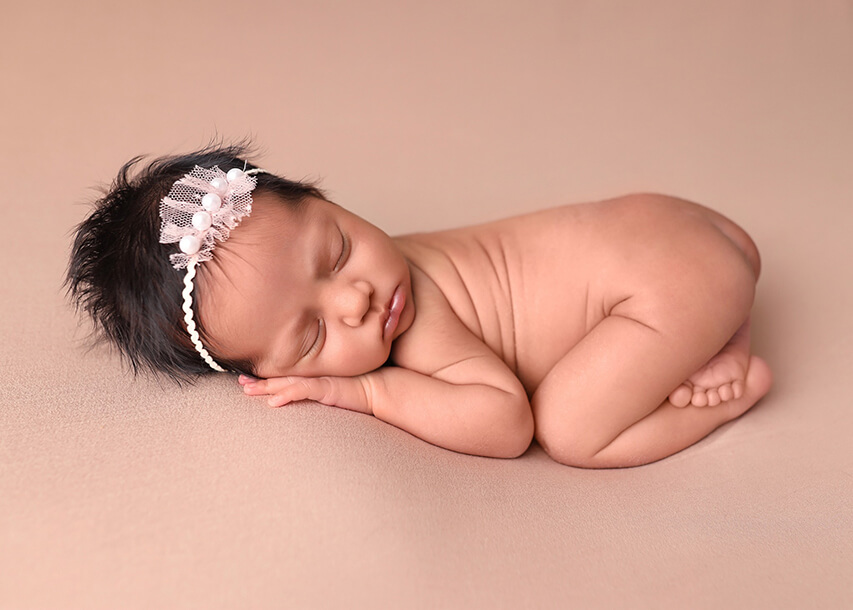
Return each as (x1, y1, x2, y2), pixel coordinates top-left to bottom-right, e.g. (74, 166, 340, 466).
(159, 165, 266, 372)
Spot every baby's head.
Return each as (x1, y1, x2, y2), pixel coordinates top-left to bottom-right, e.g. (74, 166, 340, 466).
(67, 143, 414, 382)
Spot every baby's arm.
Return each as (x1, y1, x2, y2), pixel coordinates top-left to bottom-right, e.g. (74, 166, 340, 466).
(242, 267, 534, 459)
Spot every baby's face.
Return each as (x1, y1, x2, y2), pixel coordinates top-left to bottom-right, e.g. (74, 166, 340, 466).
(197, 193, 415, 379)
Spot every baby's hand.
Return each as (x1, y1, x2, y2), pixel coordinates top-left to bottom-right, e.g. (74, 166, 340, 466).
(238, 374, 372, 415)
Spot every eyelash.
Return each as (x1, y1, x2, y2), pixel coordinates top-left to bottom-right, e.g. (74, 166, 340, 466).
(334, 230, 349, 272)
(305, 230, 348, 359)
(306, 318, 325, 358)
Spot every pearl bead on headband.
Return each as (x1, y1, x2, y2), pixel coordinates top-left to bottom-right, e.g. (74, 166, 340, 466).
(159, 165, 266, 372)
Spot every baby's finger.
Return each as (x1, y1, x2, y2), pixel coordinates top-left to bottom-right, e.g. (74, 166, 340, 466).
(242, 377, 273, 393)
(267, 387, 305, 407)
(268, 394, 289, 407)
(243, 376, 298, 395)
(243, 382, 270, 396)
(267, 378, 321, 407)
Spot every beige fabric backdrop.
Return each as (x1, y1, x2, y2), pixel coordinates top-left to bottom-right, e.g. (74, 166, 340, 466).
(2, 1, 851, 608)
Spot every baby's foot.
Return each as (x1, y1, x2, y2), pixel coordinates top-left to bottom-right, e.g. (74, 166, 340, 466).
(669, 317, 752, 408)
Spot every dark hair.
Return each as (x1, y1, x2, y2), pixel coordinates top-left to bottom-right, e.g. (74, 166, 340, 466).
(66, 141, 326, 382)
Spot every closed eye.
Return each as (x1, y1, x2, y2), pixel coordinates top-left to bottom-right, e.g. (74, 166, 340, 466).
(304, 318, 325, 358)
(334, 228, 349, 272)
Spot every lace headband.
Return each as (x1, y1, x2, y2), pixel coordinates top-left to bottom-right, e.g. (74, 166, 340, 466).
(159, 165, 265, 372)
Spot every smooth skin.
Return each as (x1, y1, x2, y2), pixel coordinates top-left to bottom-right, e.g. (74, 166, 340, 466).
(198, 192, 772, 468)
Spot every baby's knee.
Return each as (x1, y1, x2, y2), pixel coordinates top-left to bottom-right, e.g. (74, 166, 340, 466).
(534, 421, 601, 468)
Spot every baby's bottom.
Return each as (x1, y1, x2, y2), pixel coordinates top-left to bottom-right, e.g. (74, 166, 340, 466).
(532, 204, 773, 468)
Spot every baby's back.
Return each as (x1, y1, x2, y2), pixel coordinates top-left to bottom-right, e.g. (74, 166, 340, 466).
(395, 200, 609, 392)
(395, 193, 749, 394)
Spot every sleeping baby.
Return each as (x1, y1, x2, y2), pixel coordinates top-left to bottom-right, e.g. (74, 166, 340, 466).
(67, 143, 772, 468)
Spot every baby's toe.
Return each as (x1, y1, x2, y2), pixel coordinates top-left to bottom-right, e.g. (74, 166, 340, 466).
(669, 384, 693, 408)
(706, 388, 721, 407)
(732, 379, 745, 400)
(691, 389, 709, 408)
(718, 383, 734, 402)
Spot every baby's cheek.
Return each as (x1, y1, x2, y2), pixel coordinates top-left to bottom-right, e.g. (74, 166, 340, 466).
(329, 347, 388, 377)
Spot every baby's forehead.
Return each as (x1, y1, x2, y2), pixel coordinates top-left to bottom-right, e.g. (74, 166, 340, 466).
(242, 190, 314, 232)
(202, 194, 327, 289)
(216, 194, 322, 254)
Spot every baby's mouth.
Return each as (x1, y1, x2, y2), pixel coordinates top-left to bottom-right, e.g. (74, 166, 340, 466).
(383, 285, 404, 341)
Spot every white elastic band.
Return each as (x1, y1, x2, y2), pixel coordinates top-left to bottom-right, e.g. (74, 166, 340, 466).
(160, 166, 268, 373)
(182, 259, 226, 372)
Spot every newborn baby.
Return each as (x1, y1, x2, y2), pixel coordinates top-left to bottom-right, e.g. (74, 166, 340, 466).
(68, 144, 772, 468)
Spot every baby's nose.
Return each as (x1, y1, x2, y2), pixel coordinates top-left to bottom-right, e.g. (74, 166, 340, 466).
(332, 280, 373, 327)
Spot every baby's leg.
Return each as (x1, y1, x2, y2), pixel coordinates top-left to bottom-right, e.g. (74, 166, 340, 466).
(668, 315, 752, 407)
(531, 248, 771, 468)
(595, 353, 770, 464)
(532, 311, 771, 468)
(668, 203, 764, 408)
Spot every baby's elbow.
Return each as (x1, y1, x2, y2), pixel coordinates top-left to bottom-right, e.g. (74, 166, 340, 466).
(492, 396, 535, 458)
(503, 426, 534, 458)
